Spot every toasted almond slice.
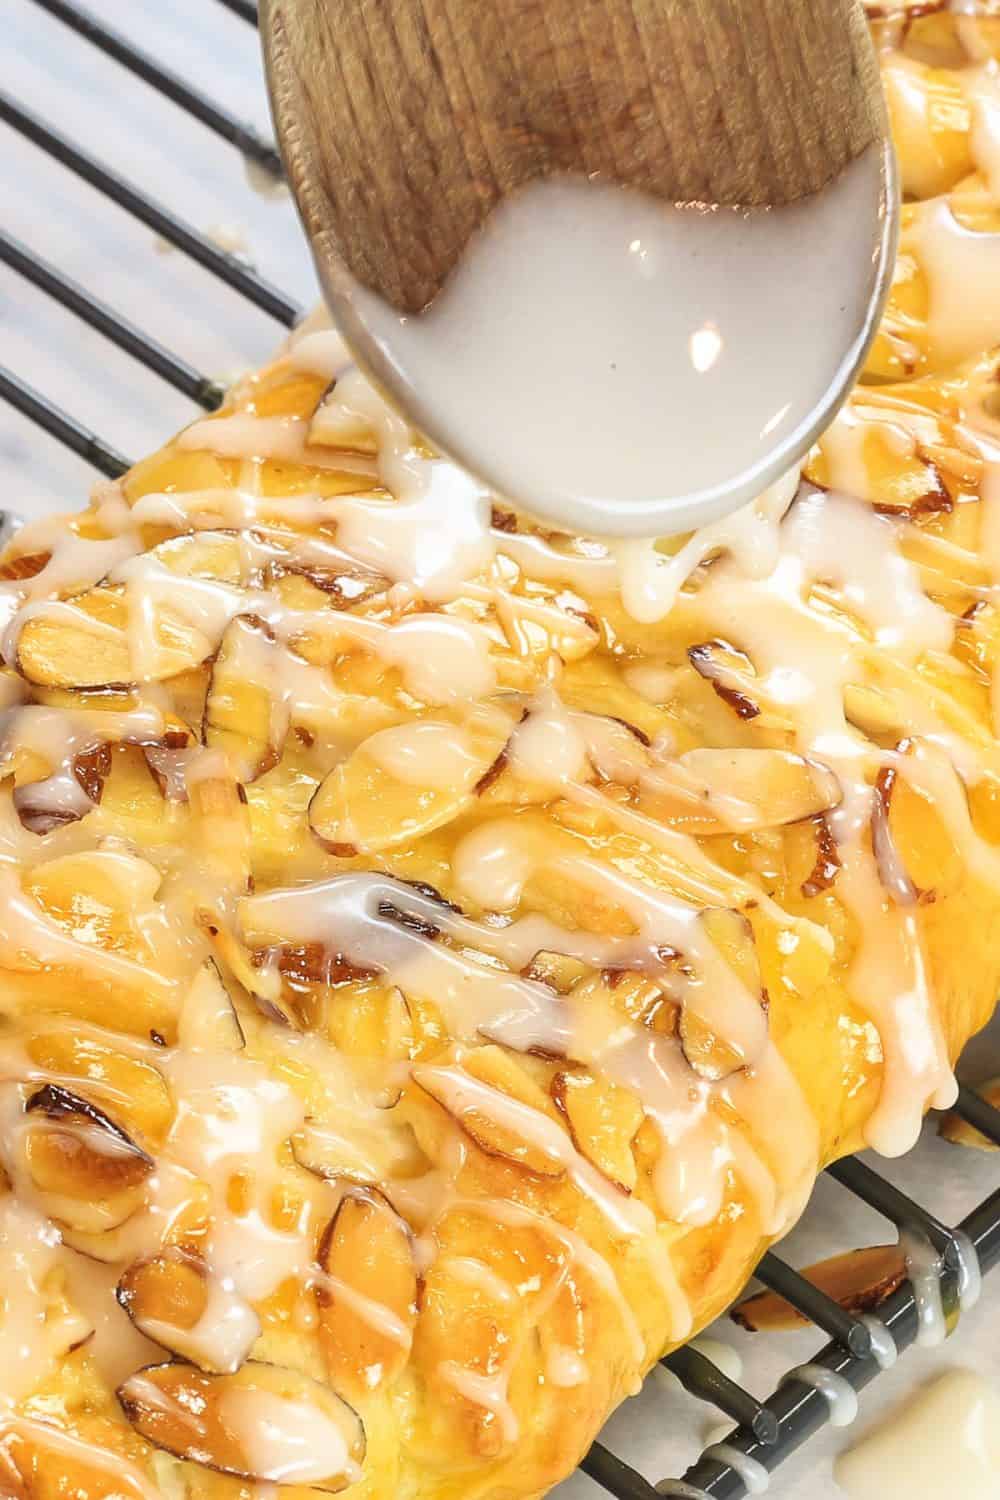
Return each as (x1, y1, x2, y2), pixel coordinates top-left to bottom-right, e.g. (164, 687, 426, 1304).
(17, 532, 244, 688)
(939, 1078, 1000, 1150)
(15, 590, 133, 688)
(267, 559, 389, 610)
(25, 849, 162, 949)
(24, 1030, 173, 1147)
(23, 1084, 154, 1234)
(520, 950, 591, 994)
(687, 640, 761, 721)
(551, 1069, 643, 1192)
(680, 909, 765, 1081)
(204, 616, 284, 783)
(10, 691, 194, 750)
(117, 1250, 260, 1374)
(732, 1244, 906, 1331)
(309, 715, 511, 854)
(326, 983, 414, 1068)
(188, 771, 252, 894)
(843, 682, 904, 738)
(678, 1010, 748, 1082)
(308, 386, 378, 452)
(814, 426, 951, 518)
(700, 907, 763, 996)
(292, 1112, 425, 1188)
(675, 749, 842, 829)
(197, 914, 295, 1029)
(414, 1047, 569, 1177)
(118, 1361, 365, 1490)
(178, 959, 245, 1053)
(317, 1192, 417, 1398)
(871, 763, 919, 906)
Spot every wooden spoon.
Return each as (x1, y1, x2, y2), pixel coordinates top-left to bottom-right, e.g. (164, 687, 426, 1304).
(263, 0, 885, 313)
(261, 0, 895, 531)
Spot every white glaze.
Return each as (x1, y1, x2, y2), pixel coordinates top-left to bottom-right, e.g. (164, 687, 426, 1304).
(220, 1388, 362, 1486)
(834, 1369, 1000, 1500)
(782, 1365, 859, 1427)
(860, 1315, 898, 1370)
(350, 152, 889, 535)
(901, 1228, 948, 1348)
(702, 1442, 769, 1495)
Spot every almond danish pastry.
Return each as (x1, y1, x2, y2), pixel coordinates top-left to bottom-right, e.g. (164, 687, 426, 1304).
(2, 6, 1000, 1497)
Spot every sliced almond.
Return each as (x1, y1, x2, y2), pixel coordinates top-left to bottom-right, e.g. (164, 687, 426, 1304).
(204, 615, 284, 782)
(267, 559, 388, 610)
(871, 763, 919, 906)
(843, 682, 906, 739)
(732, 1244, 906, 1331)
(197, 915, 296, 1029)
(551, 1069, 643, 1192)
(308, 386, 378, 452)
(309, 715, 511, 854)
(117, 1250, 260, 1374)
(813, 416, 952, 517)
(291, 1112, 426, 1188)
(118, 1361, 365, 1490)
(687, 640, 761, 721)
(24, 1030, 173, 1147)
(680, 909, 765, 1081)
(177, 959, 245, 1053)
(16, 533, 244, 688)
(678, 1010, 749, 1082)
(939, 1078, 1000, 1150)
(23, 1084, 154, 1234)
(23, 849, 162, 970)
(674, 749, 841, 829)
(520, 950, 591, 994)
(700, 907, 763, 996)
(326, 983, 415, 1069)
(188, 771, 251, 894)
(317, 1192, 417, 1398)
(414, 1046, 569, 1177)
(15, 590, 133, 688)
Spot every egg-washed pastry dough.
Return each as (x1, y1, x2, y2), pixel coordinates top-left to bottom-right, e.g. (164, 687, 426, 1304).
(4, 6, 1000, 1498)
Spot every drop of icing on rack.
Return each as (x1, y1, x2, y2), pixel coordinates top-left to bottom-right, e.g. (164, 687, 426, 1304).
(835, 1369, 1000, 1500)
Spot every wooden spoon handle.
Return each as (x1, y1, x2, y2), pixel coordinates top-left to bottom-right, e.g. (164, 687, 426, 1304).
(264, 0, 882, 313)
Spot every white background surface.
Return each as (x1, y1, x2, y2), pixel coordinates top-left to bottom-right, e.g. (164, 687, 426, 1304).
(4, 4, 1000, 1497)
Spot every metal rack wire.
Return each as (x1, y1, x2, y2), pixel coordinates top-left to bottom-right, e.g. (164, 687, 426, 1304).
(3, 3, 1000, 1495)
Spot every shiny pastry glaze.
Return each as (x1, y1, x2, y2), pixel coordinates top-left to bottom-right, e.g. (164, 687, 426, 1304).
(0, 5, 999, 1497)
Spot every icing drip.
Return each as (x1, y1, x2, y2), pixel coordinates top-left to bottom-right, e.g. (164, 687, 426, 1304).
(783, 1365, 859, 1427)
(702, 1443, 770, 1494)
(860, 1315, 898, 1370)
(901, 1228, 948, 1346)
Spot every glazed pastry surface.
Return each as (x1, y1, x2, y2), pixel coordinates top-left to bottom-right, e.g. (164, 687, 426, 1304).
(3, 6, 1000, 1497)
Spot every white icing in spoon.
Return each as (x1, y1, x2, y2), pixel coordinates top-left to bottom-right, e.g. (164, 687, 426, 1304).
(346, 149, 893, 536)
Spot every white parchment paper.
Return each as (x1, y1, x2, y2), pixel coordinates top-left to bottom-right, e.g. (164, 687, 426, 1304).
(4, 5, 1000, 1495)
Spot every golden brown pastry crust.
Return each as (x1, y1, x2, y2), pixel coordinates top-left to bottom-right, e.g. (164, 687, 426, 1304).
(2, 10, 1000, 1500)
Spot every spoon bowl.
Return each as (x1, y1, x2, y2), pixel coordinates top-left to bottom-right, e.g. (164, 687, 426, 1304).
(263, 0, 897, 535)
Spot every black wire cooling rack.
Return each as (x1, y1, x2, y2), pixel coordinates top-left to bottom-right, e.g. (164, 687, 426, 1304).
(3, 4, 1000, 1495)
